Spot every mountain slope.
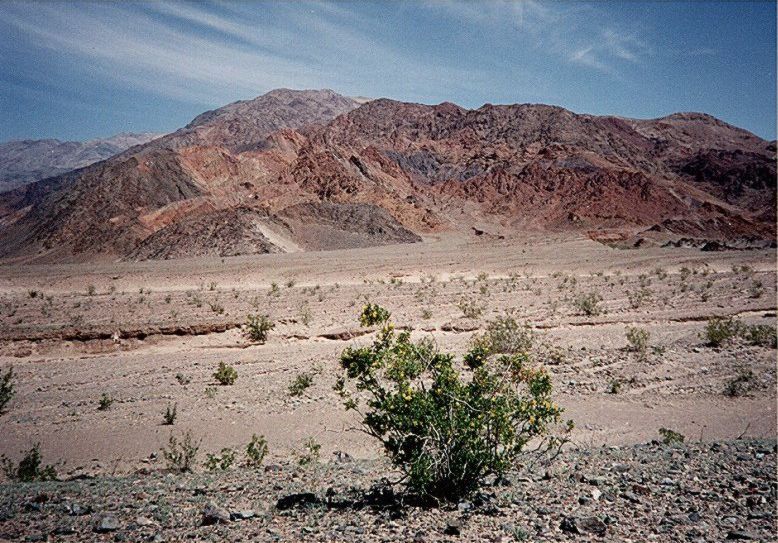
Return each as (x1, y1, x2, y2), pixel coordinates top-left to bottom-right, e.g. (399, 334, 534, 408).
(0, 90, 773, 263)
(0, 133, 162, 193)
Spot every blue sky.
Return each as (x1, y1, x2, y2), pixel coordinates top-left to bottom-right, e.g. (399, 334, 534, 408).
(1, 0, 775, 141)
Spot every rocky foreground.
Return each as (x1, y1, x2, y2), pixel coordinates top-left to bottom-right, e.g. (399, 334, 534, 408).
(0, 439, 774, 542)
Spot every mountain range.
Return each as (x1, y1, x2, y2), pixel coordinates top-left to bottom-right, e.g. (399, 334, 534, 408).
(0, 133, 162, 193)
(0, 89, 774, 263)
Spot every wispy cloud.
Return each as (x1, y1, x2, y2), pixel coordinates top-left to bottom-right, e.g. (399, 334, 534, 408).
(0, 1, 487, 106)
(427, 0, 652, 75)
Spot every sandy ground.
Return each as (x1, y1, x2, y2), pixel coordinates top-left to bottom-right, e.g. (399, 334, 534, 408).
(0, 234, 775, 477)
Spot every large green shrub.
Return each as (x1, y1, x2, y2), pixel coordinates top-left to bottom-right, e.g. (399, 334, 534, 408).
(335, 305, 571, 502)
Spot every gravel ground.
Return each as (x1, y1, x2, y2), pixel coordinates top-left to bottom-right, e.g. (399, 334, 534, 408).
(0, 439, 775, 542)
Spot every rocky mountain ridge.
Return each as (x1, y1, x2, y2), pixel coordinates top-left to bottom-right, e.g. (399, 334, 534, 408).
(0, 89, 773, 263)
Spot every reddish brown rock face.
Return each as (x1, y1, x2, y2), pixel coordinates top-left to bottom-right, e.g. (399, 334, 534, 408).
(0, 89, 774, 262)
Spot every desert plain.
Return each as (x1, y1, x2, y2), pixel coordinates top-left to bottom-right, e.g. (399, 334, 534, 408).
(0, 233, 775, 541)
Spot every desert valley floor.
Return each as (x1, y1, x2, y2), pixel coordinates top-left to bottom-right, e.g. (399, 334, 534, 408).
(0, 234, 775, 541)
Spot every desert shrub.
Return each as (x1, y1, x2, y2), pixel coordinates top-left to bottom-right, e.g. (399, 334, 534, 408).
(289, 372, 314, 397)
(704, 317, 742, 347)
(0, 366, 15, 416)
(457, 296, 485, 319)
(482, 316, 533, 354)
(748, 280, 764, 299)
(335, 305, 571, 502)
(625, 326, 650, 357)
(213, 362, 238, 385)
(245, 314, 274, 343)
(162, 403, 177, 425)
(573, 291, 603, 316)
(245, 434, 268, 468)
(359, 303, 391, 326)
(87, 285, 96, 296)
(97, 393, 114, 411)
(175, 373, 191, 385)
(658, 427, 685, 445)
(627, 288, 652, 309)
(1, 443, 57, 482)
(162, 430, 200, 472)
(297, 437, 321, 466)
(268, 282, 280, 296)
(607, 380, 622, 394)
(724, 369, 754, 397)
(743, 324, 777, 348)
(204, 448, 236, 471)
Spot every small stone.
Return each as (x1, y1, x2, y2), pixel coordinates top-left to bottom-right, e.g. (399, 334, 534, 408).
(230, 510, 255, 521)
(591, 488, 602, 501)
(457, 501, 472, 512)
(201, 502, 231, 526)
(93, 514, 121, 533)
(135, 516, 155, 527)
(444, 521, 462, 536)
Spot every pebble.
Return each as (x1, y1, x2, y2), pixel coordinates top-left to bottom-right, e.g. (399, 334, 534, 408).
(201, 502, 231, 526)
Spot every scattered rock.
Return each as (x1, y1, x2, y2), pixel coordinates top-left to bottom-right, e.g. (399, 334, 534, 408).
(201, 502, 231, 526)
(560, 516, 607, 536)
(444, 520, 462, 536)
(276, 492, 320, 510)
(93, 514, 121, 533)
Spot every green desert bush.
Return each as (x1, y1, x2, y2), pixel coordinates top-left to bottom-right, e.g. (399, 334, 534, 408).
(245, 434, 268, 468)
(724, 369, 754, 397)
(0, 366, 15, 416)
(288, 372, 314, 397)
(213, 362, 238, 385)
(573, 291, 603, 316)
(457, 296, 485, 319)
(703, 317, 742, 347)
(658, 427, 685, 445)
(297, 437, 321, 466)
(625, 326, 650, 357)
(1, 443, 57, 482)
(204, 448, 237, 471)
(162, 402, 177, 425)
(742, 324, 777, 348)
(245, 314, 274, 343)
(97, 393, 114, 411)
(335, 304, 571, 502)
(482, 315, 534, 354)
(162, 430, 200, 472)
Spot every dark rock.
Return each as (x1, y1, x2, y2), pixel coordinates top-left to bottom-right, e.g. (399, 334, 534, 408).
(444, 520, 462, 536)
(727, 531, 757, 540)
(276, 492, 320, 510)
(560, 516, 607, 536)
(230, 509, 255, 521)
(201, 502, 231, 525)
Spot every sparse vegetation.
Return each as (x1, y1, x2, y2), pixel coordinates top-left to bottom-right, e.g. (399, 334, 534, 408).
(161, 431, 200, 472)
(213, 362, 238, 386)
(175, 373, 191, 385)
(457, 296, 485, 319)
(288, 372, 314, 397)
(573, 291, 603, 316)
(335, 304, 571, 502)
(658, 427, 685, 445)
(0, 366, 15, 416)
(743, 324, 777, 348)
(297, 437, 321, 466)
(204, 448, 237, 471)
(607, 379, 622, 394)
(359, 303, 391, 326)
(703, 317, 742, 347)
(162, 402, 177, 425)
(625, 326, 650, 358)
(245, 314, 274, 343)
(724, 369, 754, 397)
(1, 443, 57, 482)
(97, 393, 114, 411)
(627, 287, 652, 309)
(245, 434, 268, 468)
